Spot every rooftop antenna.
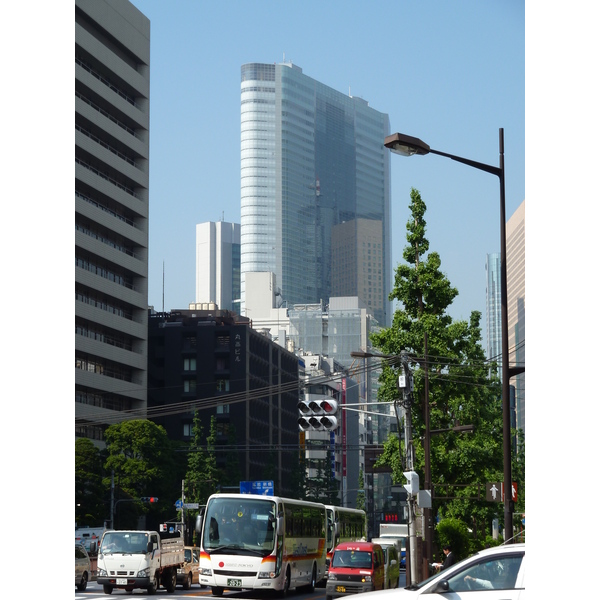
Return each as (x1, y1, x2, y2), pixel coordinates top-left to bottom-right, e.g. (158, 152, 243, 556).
(162, 261, 165, 314)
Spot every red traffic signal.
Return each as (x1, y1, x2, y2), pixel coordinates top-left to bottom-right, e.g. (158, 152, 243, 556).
(140, 496, 159, 503)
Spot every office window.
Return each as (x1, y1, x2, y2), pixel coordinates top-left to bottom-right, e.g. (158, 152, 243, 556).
(184, 357, 196, 371)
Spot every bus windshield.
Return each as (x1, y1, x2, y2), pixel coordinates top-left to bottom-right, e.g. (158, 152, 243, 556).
(203, 496, 276, 556)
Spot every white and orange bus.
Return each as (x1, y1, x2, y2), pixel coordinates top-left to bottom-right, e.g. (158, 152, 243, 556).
(197, 493, 327, 596)
(324, 506, 367, 575)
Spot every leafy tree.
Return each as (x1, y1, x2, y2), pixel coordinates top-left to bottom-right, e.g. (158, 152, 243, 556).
(75, 438, 107, 525)
(371, 188, 512, 538)
(288, 450, 308, 500)
(222, 422, 242, 487)
(434, 517, 470, 562)
(103, 419, 176, 527)
(185, 411, 220, 504)
(356, 467, 366, 511)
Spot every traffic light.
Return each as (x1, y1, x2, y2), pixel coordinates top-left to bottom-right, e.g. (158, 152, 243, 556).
(297, 399, 338, 430)
(403, 471, 419, 496)
(140, 497, 159, 503)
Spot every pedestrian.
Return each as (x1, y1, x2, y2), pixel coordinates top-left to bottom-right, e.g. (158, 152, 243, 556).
(432, 545, 456, 571)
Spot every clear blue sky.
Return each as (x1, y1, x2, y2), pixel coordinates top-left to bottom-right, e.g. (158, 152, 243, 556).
(129, 0, 525, 338)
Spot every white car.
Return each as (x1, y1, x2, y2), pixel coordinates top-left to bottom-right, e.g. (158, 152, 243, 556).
(357, 543, 525, 599)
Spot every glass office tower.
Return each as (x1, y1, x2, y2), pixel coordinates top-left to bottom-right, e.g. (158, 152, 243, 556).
(486, 252, 502, 368)
(240, 62, 391, 326)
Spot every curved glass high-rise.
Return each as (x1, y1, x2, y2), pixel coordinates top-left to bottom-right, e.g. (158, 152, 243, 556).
(241, 62, 391, 326)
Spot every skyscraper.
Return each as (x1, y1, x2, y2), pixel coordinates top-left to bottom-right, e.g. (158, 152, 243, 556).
(240, 62, 391, 326)
(75, 0, 150, 441)
(486, 252, 502, 366)
(195, 221, 241, 312)
(506, 200, 525, 436)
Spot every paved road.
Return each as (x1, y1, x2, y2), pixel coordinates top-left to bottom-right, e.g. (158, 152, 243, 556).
(77, 573, 408, 599)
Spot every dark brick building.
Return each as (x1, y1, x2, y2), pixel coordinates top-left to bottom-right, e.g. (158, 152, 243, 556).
(148, 308, 300, 495)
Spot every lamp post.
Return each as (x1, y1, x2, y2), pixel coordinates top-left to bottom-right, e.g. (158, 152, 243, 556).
(384, 129, 521, 542)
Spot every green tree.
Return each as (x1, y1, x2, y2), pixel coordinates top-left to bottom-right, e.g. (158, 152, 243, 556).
(104, 419, 176, 527)
(185, 412, 220, 504)
(75, 438, 107, 525)
(371, 188, 511, 537)
(222, 422, 242, 487)
(434, 517, 470, 562)
(356, 467, 366, 511)
(288, 449, 308, 501)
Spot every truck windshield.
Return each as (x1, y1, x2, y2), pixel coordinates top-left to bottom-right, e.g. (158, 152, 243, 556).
(203, 497, 276, 555)
(101, 532, 149, 555)
(332, 550, 372, 569)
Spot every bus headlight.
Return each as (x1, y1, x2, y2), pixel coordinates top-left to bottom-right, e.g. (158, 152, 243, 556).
(201, 568, 213, 576)
(328, 572, 337, 581)
(258, 570, 276, 579)
(361, 575, 372, 583)
(97, 568, 107, 577)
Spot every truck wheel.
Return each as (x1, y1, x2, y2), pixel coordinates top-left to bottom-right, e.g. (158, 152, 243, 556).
(147, 575, 158, 595)
(165, 569, 177, 593)
(211, 586, 224, 596)
(183, 573, 192, 590)
(103, 584, 113, 594)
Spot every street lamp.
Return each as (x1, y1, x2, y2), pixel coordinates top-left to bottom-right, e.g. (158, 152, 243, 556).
(385, 128, 523, 543)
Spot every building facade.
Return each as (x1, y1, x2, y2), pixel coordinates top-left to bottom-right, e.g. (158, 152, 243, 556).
(485, 252, 502, 367)
(331, 219, 385, 327)
(506, 200, 525, 436)
(147, 309, 300, 495)
(240, 62, 391, 327)
(75, 0, 150, 442)
(195, 221, 241, 312)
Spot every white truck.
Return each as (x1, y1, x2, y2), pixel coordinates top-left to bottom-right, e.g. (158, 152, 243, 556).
(373, 523, 408, 570)
(96, 529, 185, 594)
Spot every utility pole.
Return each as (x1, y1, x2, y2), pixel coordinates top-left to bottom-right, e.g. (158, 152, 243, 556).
(397, 353, 419, 585)
(110, 470, 115, 529)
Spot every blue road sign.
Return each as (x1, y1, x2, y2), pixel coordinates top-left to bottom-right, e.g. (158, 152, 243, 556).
(240, 480, 274, 495)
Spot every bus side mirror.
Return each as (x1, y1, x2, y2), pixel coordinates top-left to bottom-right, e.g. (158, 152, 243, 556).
(196, 514, 204, 534)
(276, 516, 284, 535)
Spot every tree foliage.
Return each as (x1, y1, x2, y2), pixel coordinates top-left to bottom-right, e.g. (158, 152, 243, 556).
(75, 438, 107, 526)
(371, 188, 519, 537)
(103, 419, 176, 527)
(185, 412, 220, 504)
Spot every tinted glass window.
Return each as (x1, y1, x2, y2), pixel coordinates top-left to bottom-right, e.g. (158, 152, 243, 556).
(446, 554, 523, 592)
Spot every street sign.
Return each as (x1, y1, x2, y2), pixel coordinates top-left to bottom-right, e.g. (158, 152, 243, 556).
(240, 480, 274, 495)
(175, 499, 183, 509)
(486, 482, 501, 502)
(486, 482, 517, 502)
(501, 482, 517, 502)
(183, 503, 199, 509)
